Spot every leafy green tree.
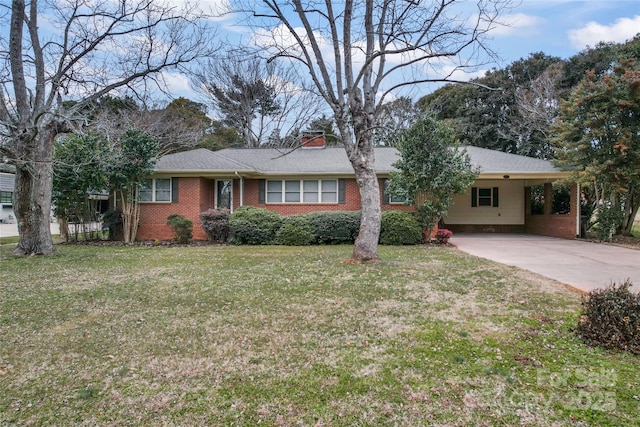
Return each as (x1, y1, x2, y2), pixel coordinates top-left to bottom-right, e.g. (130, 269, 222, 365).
(53, 134, 109, 241)
(106, 130, 159, 243)
(387, 116, 478, 237)
(552, 59, 640, 236)
(419, 52, 562, 159)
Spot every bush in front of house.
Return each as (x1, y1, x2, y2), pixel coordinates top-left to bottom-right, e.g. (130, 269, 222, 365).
(200, 209, 230, 243)
(305, 211, 361, 244)
(576, 279, 640, 354)
(228, 206, 282, 245)
(275, 215, 315, 246)
(435, 228, 453, 244)
(166, 214, 193, 244)
(380, 210, 423, 245)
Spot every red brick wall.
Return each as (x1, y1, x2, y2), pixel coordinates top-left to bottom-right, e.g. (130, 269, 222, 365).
(524, 183, 578, 239)
(244, 178, 414, 215)
(139, 176, 415, 240)
(525, 215, 577, 239)
(138, 177, 212, 241)
(445, 224, 526, 234)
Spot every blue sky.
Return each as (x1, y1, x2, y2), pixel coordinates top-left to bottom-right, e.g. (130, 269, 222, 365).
(165, 1, 639, 102)
(489, 1, 639, 66)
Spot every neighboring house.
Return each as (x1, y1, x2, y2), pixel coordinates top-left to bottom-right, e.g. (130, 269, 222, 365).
(138, 135, 578, 241)
(0, 172, 16, 224)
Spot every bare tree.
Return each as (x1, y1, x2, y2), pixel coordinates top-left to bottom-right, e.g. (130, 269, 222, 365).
(0, 0, 218, 255)
(193, 54, 324, 147)
(90, 97, 212, 155)
(243, 0, 510, 260)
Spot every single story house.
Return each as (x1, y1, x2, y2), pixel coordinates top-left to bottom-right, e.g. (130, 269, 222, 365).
(0, 171, 16, 224)
(137, 135, 578, 241)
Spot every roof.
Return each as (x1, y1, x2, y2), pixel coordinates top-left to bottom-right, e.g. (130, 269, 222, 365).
(0, 172, 15, 192)
(462, 146, 562, 174)
(154, 145, 566, 178)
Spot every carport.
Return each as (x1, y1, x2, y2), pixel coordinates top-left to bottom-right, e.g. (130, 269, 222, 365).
(451, 234, 640, 293)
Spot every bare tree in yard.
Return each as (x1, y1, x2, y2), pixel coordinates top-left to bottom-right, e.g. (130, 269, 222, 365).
(0, 0, 217, 255)
(194, 55, 324, 147)
(243, 0, 510, 261)
(90, 97, 213, 155)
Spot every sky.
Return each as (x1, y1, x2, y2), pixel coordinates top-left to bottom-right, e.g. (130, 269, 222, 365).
(487, 0, 639, 67)
(166, 0, 639, 103)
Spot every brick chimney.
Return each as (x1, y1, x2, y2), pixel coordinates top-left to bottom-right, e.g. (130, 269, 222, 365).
(301, 130, 326, 148)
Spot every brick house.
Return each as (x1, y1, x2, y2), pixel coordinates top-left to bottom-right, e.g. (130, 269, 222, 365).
(137, 136, 578, 241)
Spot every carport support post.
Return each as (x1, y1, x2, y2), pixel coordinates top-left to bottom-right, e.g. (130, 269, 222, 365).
(575, 183, 580, 238)
(543, 183, 553, 215)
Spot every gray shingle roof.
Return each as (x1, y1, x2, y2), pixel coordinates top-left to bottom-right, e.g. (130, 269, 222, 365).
(155, 146, 564, 176)
(462, 146, 561, 174)
(155, 148, 253, 172)
(0, 172, 15, 192)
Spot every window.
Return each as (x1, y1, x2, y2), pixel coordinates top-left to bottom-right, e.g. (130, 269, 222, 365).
(471, 187, 499, 207)
(303, 180, 318, 202)
(0, 191, 11, 205)
(267, 180, 282, 203)
(265, 179, 339, 203)
(140, 178, 172, 202)
(478, 188, 492, 206)
(285, 180, 301, 202)
(321, 180, 337, 203)
(382, 179, 407, 204)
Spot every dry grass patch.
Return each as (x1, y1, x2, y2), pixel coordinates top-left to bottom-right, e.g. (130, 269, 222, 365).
(1, 244, 638, 426)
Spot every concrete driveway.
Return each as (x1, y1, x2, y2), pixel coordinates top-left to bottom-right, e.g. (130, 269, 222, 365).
(451, 234, 640, 293)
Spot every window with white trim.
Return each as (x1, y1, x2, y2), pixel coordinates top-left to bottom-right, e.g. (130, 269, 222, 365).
(266, 179, 338, 203)
(140, 178, 172, 202)
(478, 188, 492, 206)
(471, 186, 499, 207)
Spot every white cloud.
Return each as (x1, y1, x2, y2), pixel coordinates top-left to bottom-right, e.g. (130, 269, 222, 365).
(489, 13, 543, 36)
(160, 71, 196, 99)
(568, 15, 640, 49)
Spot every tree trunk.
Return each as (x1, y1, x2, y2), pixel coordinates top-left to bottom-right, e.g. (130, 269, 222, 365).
(621, 191, 639, 236)
(12, 141, 55, 255)
(350, 143, 381, 261)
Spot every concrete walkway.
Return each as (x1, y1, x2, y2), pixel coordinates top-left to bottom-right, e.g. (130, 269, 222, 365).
(451, 234, 640, 293)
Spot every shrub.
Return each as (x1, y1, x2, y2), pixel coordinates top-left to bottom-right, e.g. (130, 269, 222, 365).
(435, 228, 453, 244)
(166, 214, 193, 244)
(593, 202, 624, 241)
(380, 210, 423, 245)
(102, 209, 123, 241)
(228, 206, 282, 245)
(275, 215, 315, 246)
(576, 280, 640, 354)
(306, 211, 361, 244)
(200, 209, 230, 243)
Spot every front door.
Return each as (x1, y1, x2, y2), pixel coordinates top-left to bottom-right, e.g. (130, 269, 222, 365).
(216, 179, 232, 211)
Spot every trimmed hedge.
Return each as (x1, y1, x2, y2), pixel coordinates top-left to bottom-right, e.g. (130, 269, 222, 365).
(275, 216, 315, 246)
(228, 206, 282, 245)
(306, 211, 361, 244)
(380, 210, 423, 245)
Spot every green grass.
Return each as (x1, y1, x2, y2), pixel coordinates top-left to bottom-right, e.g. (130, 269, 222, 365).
(1, 245, 638, 426)
(632, 221, 640, 238)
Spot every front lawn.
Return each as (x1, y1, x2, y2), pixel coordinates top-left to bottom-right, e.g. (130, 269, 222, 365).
(1, 245, 638, 425)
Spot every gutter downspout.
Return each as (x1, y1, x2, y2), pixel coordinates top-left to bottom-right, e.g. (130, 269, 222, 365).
(235, 171, 244, 209)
